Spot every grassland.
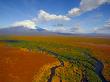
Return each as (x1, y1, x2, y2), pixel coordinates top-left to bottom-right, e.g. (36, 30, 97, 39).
(0, 36, 110, 82)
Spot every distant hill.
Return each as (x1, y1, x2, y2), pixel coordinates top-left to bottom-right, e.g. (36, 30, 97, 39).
(0, 26, 110, 38)
(0, 26, 58, 35)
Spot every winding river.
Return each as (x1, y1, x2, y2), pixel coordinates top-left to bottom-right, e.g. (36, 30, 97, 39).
(1, 40, 107, 82)
(37, 47, 107, 82)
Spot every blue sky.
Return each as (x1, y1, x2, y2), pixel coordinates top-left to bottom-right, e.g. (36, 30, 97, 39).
(0, 0, 110, 33)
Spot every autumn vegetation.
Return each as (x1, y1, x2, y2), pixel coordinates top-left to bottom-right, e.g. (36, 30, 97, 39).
(0, 35, 110, 82)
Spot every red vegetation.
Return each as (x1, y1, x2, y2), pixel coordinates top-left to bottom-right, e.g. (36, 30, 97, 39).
(0, 43, 57, 82)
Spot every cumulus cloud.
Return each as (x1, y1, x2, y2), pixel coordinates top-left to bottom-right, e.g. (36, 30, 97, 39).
(68, 8, 80, 16)
(11, 10, 70, 30)
(38, 10, 70, 22)
(68, 0, 110, 16)
(94, 19, 110, 33)
(12, 20, 36, 29)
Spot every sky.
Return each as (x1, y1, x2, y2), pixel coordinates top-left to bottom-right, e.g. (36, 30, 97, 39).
(0, 0, 110, 33)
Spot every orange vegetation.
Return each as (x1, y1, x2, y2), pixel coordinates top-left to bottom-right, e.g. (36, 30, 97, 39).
(0, 43, 57, 82)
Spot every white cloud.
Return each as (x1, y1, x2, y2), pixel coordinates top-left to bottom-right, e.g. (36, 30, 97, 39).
(68, 0, 110, 16)
(68, 8, 80, 16)
(12, 20, 37, 29)
(94, 19, 110, 33)
(38, 10, 70, 22)
(11, 10, 70, 30)
(80, 0, 110, 12)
